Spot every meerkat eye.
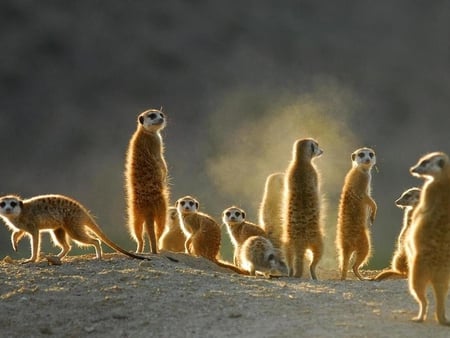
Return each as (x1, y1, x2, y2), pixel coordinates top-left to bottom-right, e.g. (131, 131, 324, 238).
(358, 152, 365, 158)
(149, 113, 157, 119)
(189, 201, 194, 207)
(225, 212, 231, 217)
(310, 143, 315, 153)
(369, 152, 374, 158)
(10, 202, 17, 208)
(180, 201, 186, 206)
(421, 160, 430, 166)
(235, 212, 241, 217)
(159, 112, 165, 118)
(0, 202, 5, 208)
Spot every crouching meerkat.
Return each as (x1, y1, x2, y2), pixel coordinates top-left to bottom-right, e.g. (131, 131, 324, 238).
(0, 194, 147, 263)
(336, 147, 377, 281)
(258, 172, 285, 250)
(176, 196, 247, 274)
(125, 109, 169, 254)
(372, 187, 421, 281)
(158, 207, 186, 252)
(407, 152, 450, 325)
(239, 235, 287, 277)
(282, 138, 324, 279)
(222, 206, 267, 266)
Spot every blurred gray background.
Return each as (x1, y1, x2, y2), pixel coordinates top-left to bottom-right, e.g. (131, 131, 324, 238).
(1, 1, 449, 268)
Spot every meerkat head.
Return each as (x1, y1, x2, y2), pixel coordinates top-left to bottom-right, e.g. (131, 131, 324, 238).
(0, 195, 23, 218)
(410, 152, 449, 180)
(175, 196, 199, 215)
(222, 206, 246, 225)
(395, 187, 421, 209)
(351, 147, 376, 169)
(293, 138, 323, 161)
(138, 109, 166, 132)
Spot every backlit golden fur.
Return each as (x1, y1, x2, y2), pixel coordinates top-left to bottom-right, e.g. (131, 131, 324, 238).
(407, 152, 450, 325)
(125, 109, 169, 254)
(336, 147, 377, 280)
(158, 206, 186, 252)
(282, 138, 324, 279)
(258, 172, 284, 250)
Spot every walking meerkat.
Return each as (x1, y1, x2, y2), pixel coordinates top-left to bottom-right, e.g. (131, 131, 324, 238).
(0, 194, 147, 263)
(176, 196, 247, 274)
(125, 108, 169, 254)
(258, 172, 284, 250)
(238, 235, 287, 277)
(336, 147, 377, 281)
(372, 187, 421, 281)
(282, 138, 324, 279)
(407, 152, 450, 325)
(158, 207, 186, 252)
(222, 206, 267, 265)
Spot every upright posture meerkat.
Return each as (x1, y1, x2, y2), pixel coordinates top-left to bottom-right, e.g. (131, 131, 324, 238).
(258, 172, 285, 250)
(238, 235, 287, 277)
(407, 152, 450, 325)
(158, 206, 186, 252)
(176, 196, 246, 274)
(222, 206, 267, 265)
(336, 147, 377, 281)
(372, 187, 421, 281)
(0, 194, 147, 262)
(125, 109, 169, 254)
(282, 138, 324, 279)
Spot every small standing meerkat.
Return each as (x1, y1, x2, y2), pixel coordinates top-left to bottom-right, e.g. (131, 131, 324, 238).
(176, 196, 246, 274)
(336, 147, 377, 281)
(222, 206, 267, 266)
(238, 235, 287, 277)
(282, 138, 324, 279)
(258, 172, 285, 250)
(407, 152, 450, 325)
(125, 108, 169, 254)
(0, 194, 147, 262)
(372, 187, 421, 281)
(158, 207, 186, 252)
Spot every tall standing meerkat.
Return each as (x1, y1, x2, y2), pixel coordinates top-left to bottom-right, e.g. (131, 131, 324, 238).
(0, 194, 147, 262)
(282, 138, 324, 279)
(176, 196, 246, 274)
(336, 147, 377, 281)
(222, 206, 267, 266)
(372, 187, 421, 281)
(407, 152, 450, 325)
(258, 172, 285, 250)
(125, 109, 169, 254)
(158, 206, 186, 252)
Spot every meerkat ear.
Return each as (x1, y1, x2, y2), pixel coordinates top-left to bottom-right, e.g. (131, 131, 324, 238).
(268, 253, 275, 261)
(139, 115, 145, 125)
(19, 201, 23, 208)
(438, 158, 445, 168)
(195, 202, 199, 209)
(351, 153, 356, 161)
(242, 211, 246, 219)
(175, 200, 179, 207)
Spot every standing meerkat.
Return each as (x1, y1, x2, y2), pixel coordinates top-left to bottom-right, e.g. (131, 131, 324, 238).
(407, 152, 450, 325)
(258, 172, 285, 250)
(158, 206, 186, 252)
(176, 196, 246, 274)
(336, 147, 377, 281)
(282, 138, 324, 279)
(0, 194, 147, 262)
(125, 108, 169, 254)
(222, 206, 267, 266)
(372, 187, 421, 281)
(238, 235, 287, 277)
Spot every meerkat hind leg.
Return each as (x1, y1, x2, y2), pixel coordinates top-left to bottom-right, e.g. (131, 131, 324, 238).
(352, 247, 370, 281)
(144, 214, 158, 254)
(66, 227, 103, 259)
(131, 212, 145, 253)
(309, 245, 323, 280)
(51, 228, 72, 258)
(432, 279, 450, 325)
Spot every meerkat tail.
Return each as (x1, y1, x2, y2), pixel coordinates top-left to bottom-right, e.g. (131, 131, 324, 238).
(371, 269, 407, 281)
(214, 259, 249, 275)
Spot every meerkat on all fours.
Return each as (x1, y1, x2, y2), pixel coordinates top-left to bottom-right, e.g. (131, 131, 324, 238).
(282, 138, 324, 279)
(176, 196, 247, 274)
(0, 194, 147, 263)
(336, 147, 377, 281)
(372, 187, 421, 281)
(258, 172, 285, 250)
(158, 206, 186, 252)
(222, 206, 267, 266)
(407, 152, 450, 325)
(125, 108, 169, 254)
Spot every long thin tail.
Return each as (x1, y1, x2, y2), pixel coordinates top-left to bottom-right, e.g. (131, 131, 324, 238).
(213, 259, 249, 275)
(371, 269, 407, 281)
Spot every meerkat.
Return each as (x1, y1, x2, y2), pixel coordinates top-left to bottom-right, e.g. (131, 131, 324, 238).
(238, 235, 287, 277)
(0, 194, 147, 263)
(222, 206, 267, 266)
(176, 196, 246, 274)
(336, 147, 377, 281)
(125, 108, 169, 254)
(282, 138, 324, 279)
(258, 172, 285, 250)
(407, 152, 450, 325)
(158, 207, 186, 252)
(372, 187, 421, 281)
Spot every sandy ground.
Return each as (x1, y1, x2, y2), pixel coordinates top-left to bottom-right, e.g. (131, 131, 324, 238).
(0, 252, 449, 338)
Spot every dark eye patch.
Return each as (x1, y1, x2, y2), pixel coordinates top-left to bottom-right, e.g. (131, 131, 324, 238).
(235, 212, 241, 217)
(225, 212, 231, 217)
(149, 113, 157, 119)
(10, 202, 17, 208)
(369, 152, 374, 158)
(358, 153, 365, 158)
(421, 160, 430, 166)
(189, 201, 194, 207)
(0, 202, 5, 208)
(180, 201, 186, 206)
